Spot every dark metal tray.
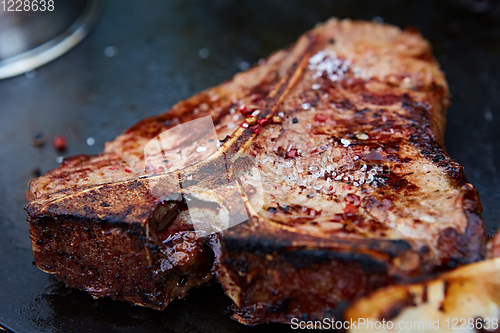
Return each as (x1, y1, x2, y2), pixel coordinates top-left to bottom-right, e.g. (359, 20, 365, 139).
(1, 0, 499, 331)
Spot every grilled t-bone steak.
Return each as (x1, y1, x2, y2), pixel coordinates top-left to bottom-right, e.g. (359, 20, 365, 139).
(27, 19, 486, 325)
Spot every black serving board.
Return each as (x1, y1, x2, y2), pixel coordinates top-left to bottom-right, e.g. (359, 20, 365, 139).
(1, 0, 499, 332)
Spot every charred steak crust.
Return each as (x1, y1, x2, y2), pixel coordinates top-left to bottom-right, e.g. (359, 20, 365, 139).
(217, 186, 485, 325)
(27, 203, 216, 310)
(27, 19, 485, 325)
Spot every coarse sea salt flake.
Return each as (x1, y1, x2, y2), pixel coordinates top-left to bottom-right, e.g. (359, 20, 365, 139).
(341, 138, 351, 147)
(196, 146, 207, 152)
(356, 133, 369, 140)
(309, 51, 325, 65)
(367, 174, 374, 183)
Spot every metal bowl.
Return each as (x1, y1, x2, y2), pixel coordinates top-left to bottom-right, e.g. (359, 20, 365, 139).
(0, 0, 101, 79)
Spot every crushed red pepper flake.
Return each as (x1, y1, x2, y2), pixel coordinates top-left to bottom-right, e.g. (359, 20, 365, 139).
(313, 114, 329, 122)
(250, 124, 262, 133)
(53, 135, 66, 151)
(258, 118, 269, 126)
(343, 203, 358, 214)
(285, 149, 298, 159)
(239, 104, 250, 116)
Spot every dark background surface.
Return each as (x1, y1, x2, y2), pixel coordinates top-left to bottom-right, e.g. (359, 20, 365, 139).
(1, 0, 499, 332)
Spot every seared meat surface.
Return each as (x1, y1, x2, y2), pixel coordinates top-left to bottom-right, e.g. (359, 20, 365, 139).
(27, 19, 485, 325)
